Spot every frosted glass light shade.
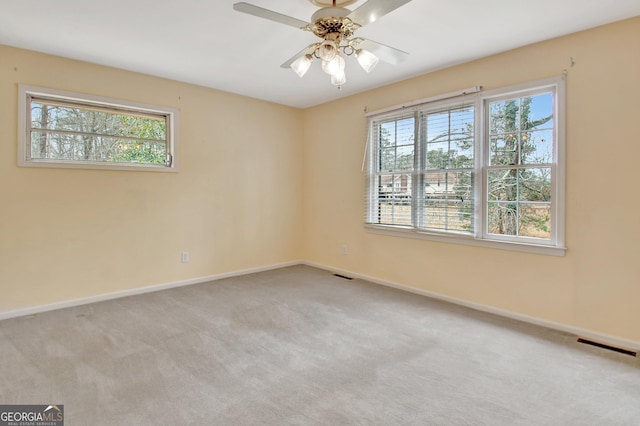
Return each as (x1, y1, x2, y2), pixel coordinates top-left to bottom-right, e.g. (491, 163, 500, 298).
(356, 49, 379, 73)
(321, 55, 345, 76)
(331, 70, 346, 86)
(291, 55, 313, 78)
(317, 40, 338, 61)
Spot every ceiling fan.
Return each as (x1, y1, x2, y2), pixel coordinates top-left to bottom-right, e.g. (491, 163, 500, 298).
(233, 0, 412, 88)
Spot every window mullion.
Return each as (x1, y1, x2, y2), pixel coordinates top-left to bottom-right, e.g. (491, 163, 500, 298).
(475, 96, 486, 239)
(31, 128, 165, 144)
(413, 111, 423, 229)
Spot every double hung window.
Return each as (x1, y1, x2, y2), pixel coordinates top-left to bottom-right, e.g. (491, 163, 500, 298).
(366, 78, 565, 255)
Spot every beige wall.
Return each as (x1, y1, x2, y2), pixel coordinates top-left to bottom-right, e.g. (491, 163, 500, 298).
(302, 17, 640, 343)
(0, 45, 303, 311)
(1, 17, 639, 344)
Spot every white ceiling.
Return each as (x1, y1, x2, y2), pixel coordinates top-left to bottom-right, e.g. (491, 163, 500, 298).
(1, 0, 639, 108)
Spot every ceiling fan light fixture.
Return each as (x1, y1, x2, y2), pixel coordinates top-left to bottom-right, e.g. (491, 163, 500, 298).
(291, 54, 313, 77)
(233, 0, 413, 89)
(317, 40, 338, 61)
(356, 49, 379, 73)
(331, 70, 346, 87)
(321, 54, 345, 75)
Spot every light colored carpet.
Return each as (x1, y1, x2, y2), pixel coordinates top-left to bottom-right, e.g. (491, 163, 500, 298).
(0, 265, 638, 425)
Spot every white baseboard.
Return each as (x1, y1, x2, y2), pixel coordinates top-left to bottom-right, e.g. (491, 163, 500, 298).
(2, 259, 638, 352)
(0, 260, 302, 322)
(302, 260, 640, 352)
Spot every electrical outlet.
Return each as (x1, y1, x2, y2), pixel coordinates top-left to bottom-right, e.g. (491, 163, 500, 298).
(341, 245, 348, 255)
(181, 251, 190, 263)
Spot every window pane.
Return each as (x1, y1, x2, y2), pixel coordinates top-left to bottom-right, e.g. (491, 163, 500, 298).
(521, 93, 553, 131)
(376, 173, 412, 226)
(488, 169, 517, 201)
(425, 106, 474, 170)
(31, 103, 166, 140)
(30, 131, 166, 165)
(488, 202, 518, 236)
(425, 144, 448, 169)
(449, 130, 474, 169)
(378, 117, 415, 172)
(518, 168, 551, 202)
(490, 133, 518, 165)
(520, 129, 553, 165)
(489, 93, 554, 167)
(30, 132, 48, 159)
(379, 148, 396, 171)
(519, 204, 551, 239)
(396, 144, 414, 170)
(380, 118, 414, 147)
(423, 171, 473, 233)
(488, 168, 552, 239)
(378, 146, 414, 172)
(490, 99, 520, 134)
(377, 199, 412, 226)
(424, 199, 473, 232)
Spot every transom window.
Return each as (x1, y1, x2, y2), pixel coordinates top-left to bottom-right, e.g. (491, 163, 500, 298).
(365, 78, 565, 255)
(18, 85, 178, 172)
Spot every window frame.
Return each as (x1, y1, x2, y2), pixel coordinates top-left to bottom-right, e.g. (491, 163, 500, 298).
(18, 85, 179, 172)
(365, 77, 566, 256)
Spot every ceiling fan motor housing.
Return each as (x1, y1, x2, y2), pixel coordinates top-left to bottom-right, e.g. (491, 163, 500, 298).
(308, 7, 361, 42)
(308, 0, 357, 6)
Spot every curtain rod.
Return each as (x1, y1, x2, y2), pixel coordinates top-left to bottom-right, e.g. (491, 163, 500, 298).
(365, 86, 483, 117)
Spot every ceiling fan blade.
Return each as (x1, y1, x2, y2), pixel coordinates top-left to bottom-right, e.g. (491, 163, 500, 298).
(280, 44, 318, 69)
(347, 0, 412, 28)
(233, 2, 309, 29)
(351, 38, 409, 65)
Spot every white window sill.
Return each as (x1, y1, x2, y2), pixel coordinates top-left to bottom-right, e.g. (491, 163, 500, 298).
(20, 158, 178, 173)
(365, 224, 566, 256)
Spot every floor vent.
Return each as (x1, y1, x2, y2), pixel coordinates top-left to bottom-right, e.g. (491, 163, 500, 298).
(333, 273, 353, 280)
(577, 338, 637, 357)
